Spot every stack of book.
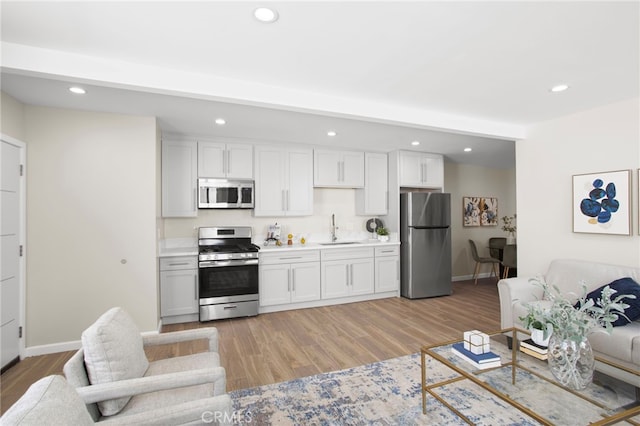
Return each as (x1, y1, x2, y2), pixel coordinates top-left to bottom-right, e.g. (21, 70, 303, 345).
(451, 342, 501, 369)
(519, 338, 548, 360)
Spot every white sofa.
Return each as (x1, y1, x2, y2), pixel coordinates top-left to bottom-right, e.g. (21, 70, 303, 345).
(498, 259, 640, 387)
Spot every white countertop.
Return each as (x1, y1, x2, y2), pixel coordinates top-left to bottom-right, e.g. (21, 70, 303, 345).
(158, 237, 399, 257)
(158, 238, 198, 257)
(258, 239, 400, 252)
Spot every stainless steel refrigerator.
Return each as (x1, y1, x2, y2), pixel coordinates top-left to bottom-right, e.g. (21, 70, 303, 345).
(400, 192, 452, 298)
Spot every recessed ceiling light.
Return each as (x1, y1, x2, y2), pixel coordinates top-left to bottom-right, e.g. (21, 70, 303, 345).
(327, 130, 337, 137)
(254, 7, 278, 23)
(464, 147, 472, 152)
(550, 84, 569, 93)
(69, 87, 86, 94)
(411, 141, 420, 146)
(215, 118, 226, 125)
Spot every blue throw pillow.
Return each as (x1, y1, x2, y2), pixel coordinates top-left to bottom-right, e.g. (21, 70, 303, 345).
(581, 277, 640, 326)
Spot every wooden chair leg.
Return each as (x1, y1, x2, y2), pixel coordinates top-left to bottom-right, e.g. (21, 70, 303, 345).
(473, 262, 480, 285)
(493, 263, 499, 280)
(503, 266, 509, 279)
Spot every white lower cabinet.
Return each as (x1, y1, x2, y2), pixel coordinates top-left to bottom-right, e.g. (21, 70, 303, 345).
(159, 256, 198, 318)
(259, 251, 321, 307)
(374, 245, 400, 293)
(321, 247, 374, 300)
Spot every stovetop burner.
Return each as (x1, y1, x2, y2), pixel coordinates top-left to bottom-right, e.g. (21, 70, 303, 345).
(198, 226, 259, 262)
(199, 244, 259, 254)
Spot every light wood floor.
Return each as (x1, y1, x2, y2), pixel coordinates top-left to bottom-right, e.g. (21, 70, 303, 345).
(0, 278, 501, 414)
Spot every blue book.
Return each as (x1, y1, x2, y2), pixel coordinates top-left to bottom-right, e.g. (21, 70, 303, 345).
(452, 342, 500, 363)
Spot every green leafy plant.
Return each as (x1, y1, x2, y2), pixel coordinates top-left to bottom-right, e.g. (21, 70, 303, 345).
(501, 214, 517, 235)
(519, 277, 634, 343)
(376, 226, 389, 236)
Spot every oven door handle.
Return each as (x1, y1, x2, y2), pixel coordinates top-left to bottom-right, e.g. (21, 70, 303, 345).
(199, 259, 259, 268)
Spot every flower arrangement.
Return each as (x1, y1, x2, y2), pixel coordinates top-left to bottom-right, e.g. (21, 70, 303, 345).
(520, 277, 634, 343)
(501, 214, 517, 235)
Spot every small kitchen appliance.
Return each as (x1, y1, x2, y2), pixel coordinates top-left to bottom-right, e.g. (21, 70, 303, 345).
(198, 226, 259, 321)
(198, 178, 254, 209)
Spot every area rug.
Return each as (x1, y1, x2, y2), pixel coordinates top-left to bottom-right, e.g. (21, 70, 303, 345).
(230, 350, 638, 425)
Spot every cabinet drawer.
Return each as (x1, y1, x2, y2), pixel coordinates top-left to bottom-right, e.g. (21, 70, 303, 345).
(375, 245, 400, 257)
(321, 247, 374, 261)
(159, 256, 198, 271)
(260, 250, 320, 265)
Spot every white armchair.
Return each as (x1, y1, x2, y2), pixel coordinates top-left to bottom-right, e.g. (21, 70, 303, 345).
(1, 375, 232, 426)
(63, 307, 231, 424)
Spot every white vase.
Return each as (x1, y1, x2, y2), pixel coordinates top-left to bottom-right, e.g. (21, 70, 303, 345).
(530, 326, 551, 347)
(377, 235, 389, 242)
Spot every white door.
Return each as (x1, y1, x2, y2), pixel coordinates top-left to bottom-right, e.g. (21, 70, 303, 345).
(291, 262, 321, 303)
(341, 151, 365, 187)
(1, 139, 23, 369)
(259, 264, 291, 306)
(159, 269, 199, 316)
(375, 256, 400, 293)
(399, 152, 424, 186)
(349, 258, 375, 296)
(162, 139, 198, 217)
(321, 260, 350, 299)
(225, 143, 253, 179)
(198, 141, 226, 178)
(253, 146, 286, 216)
(286, 149, 314, 216)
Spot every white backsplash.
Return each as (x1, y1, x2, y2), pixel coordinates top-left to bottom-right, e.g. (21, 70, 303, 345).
(161, 188, 390, 242)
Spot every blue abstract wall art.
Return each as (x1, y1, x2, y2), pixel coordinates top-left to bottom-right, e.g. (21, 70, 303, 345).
(579, 179, 619, 224)
(573, 170, 631, 235)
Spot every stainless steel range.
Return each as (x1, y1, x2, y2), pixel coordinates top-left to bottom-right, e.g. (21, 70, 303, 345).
(198, 226, 259, 321)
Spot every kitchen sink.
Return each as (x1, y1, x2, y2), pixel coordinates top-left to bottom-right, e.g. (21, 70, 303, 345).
(318, 241, 361, 246)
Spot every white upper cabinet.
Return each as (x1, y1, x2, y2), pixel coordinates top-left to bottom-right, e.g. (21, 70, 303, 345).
(356, 152, 388, 215)
(313, 149, 365, 187)
(254, 146, 313, 216)
(198, 141, 253, 179)
(399, 151, 444, 188)
(162, 139, 198, 217)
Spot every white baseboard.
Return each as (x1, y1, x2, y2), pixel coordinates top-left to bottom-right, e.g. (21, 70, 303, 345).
(23, 330, 160, 358)
(24, 340, 81, 357)
(452, 272, 495, 282)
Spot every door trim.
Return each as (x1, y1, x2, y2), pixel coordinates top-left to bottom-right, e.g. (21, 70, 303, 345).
(2, 133, 26, 363)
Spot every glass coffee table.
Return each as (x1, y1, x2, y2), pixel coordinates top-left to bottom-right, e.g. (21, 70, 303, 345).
(421, 327, 640, 425)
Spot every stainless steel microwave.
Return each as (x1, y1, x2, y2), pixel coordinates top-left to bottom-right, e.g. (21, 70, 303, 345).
(198, 178, 254, 209)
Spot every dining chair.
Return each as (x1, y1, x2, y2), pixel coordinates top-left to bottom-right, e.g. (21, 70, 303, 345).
(468, 239, 501, 285)
(502, 244, 517, 279)
(488, 237, 507, 260)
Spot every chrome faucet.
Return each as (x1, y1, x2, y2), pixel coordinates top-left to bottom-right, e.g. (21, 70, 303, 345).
(331, 214, 338, 242)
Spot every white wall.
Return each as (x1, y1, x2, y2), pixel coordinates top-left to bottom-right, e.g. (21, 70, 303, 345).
(517, 98, 640, 276)
(1, 91, 25, 141)
(24, 106, 159, 347)
(444, 163, 516, 277)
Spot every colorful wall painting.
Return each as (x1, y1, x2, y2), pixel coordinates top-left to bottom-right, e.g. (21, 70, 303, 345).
(572, 170, 631, 235)
(463, 196, 498, 227)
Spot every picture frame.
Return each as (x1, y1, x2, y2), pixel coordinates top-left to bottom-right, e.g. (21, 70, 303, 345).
(463, 196, 498, 227)
(572, 170, 631, 235)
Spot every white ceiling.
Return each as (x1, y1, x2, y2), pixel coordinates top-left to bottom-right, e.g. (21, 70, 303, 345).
(1, 1, 638, 169)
